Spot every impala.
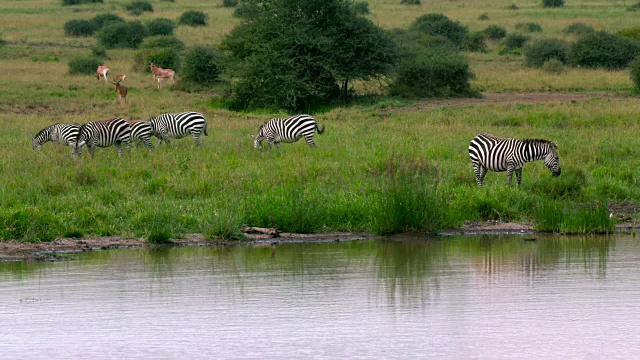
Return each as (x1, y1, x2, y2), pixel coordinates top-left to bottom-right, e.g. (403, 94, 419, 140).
(150, 63, 175, 89)
(96, 65, 109, 83)
(113, 79, 127, 105)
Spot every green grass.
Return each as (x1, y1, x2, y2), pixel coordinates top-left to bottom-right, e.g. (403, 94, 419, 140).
(1, 0, 639, 241)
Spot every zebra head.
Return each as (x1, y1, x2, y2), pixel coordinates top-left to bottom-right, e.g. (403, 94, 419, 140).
(544, 142, 561, 177)
(252, 124, 266, 149)
(74, 125, 91, 157)
(31, 126, 52, 150)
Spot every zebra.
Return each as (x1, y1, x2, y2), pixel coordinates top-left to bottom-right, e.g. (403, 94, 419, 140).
(468, 133, 561, 186)
(148, 111, 208, 147)
(32, 123, 81, 155)
(126, 120, 154, 149)
(252, 114, 325, 150)
(74, 117, 132, 158)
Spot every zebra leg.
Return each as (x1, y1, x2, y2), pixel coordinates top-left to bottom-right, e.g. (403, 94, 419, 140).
(191, 131, 202, 146)
(89, 145, 96, 159)
(507, 167, 515, 186)
(478, 167, 488, 186)
(305, 135, 316, 148)
(115, 143, 123, 158)
(515, 168, 523, 187)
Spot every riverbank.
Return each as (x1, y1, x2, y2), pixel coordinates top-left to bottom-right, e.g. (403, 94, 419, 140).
(2, 220, 637, 262)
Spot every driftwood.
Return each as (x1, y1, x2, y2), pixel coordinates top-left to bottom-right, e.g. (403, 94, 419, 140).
(242, 225, 280, 238)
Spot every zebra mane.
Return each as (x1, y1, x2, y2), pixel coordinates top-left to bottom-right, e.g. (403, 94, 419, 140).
(34, 124, 55, 138)
(522, 138, 557, 149)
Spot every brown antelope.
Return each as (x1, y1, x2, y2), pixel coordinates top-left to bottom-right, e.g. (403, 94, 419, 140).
(96, 65, 109, 83)
(113, 80, 127, 105)
(114, 74, 127, 82)
(150, 63, 175, 89)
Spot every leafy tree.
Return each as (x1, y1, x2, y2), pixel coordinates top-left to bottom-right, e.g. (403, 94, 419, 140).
(569, 31, 640, 69)
(523, 38, 569, 67)
(181, 46, 220, 85)
(222, 0, 397, 111)
(410, 14, 468, 47)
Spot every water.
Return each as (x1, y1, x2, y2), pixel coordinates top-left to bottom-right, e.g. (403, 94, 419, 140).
(1, 234, 639, 359)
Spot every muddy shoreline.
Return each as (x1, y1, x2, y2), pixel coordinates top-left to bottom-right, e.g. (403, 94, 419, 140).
(2, 222, 637, 262)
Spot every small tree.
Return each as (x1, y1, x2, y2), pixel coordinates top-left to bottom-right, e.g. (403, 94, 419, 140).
(64, 19, 95, 37)
(463, 32, 487, 52)
(133, 36, 184, 72)
(97, 21, 150, 49)
(483, 25, 507, 40)
(504, 33, 530, 50)
(92, 13, 125, 30)
(564, 23, 594, 35)
(223, 0, 238, 7)
(515, 22, 543, 32)
(410, 14, 468, 47)
(543, 0, 564, 7)
(147, 18, 175, 36)
(178, 11, 208, 27)
(181, 46, 220, 85)
(68, 56, 103, 75)
(570, 31, 640, 69)
(523, 39, 569, 67)
(630, 57, 640, 92)
(126, 1, 153, 15)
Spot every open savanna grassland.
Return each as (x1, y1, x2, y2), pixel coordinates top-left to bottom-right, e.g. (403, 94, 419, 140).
(0, 0, 639, 241)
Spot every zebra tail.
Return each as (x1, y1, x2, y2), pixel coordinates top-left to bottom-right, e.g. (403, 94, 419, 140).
(204, 121, 208, 136)
(317, 124, 325, 135)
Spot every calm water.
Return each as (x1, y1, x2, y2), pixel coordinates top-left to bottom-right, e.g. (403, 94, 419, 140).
(1, 234, 639, 359)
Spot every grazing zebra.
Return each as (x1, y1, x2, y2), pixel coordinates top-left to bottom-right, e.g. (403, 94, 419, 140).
(75, 117, 132, 158)
(126, 120, 153, 149)
(252, 114, 325, 150)
(32, 123, 81, 155)
(148, 111, 208, 147)
(468, 133, 561, 186)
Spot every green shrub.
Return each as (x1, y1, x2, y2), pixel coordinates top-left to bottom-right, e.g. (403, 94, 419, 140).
(400, 0, 421, 4)
(543, 58, 565, 74)
(564, 23, 594, 35)
(523, 38, 569, 67)
(569, 31, 640, 69)
(147, 230, 173, 244)
(543, 0, 564, 7)
(63, 19, 95, 37)
(126, 1, 153, 15)
(478, 13, 489, 21)
(390, 44, 475, 98)
(139, 35, 185, 50)
(483, 25, 507, 40)
(146, 18, 175, 36)
(617, 26, 640, 41)
(68, 56, 103, 75)
(463, 31, 487, 52)
(97, 21, 150, 49)
(181, 46, 220, 85)
(504, 33, 530, 50)
(410, 13, 468, 46)
(92, 13, 125, 30)
(62, 0, 103, 5)
(134, 47, 181, 73)
(628, 2, 640, 11)
(223, 0, 238, 7)
(92, 45, 107, 58)
(515, 22, 543, 32)
(507, 4, 518, 10)
(354, 1, 370, 15)
(178, 10, 208, 27)
(631, 57, 640, 92)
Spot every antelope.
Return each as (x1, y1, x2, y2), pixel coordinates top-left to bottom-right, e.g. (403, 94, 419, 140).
(113, 79, 127, 105)
(96, 65, 109, 83)
(114, 74, 127, 82)
(150, 63, 175, 89)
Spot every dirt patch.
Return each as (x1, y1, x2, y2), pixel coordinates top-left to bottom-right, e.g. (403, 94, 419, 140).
(384, 92, 621, 113)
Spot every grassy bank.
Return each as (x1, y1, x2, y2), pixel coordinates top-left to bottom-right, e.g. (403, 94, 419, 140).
(1, 0, 639, 241)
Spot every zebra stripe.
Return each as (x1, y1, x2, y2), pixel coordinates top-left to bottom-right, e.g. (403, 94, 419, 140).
(126, 120, 153, 149)
(468, 133, 561, 186)
(252, 114, 325, 150)
(32, 123, 81, 153)
(148, 111, 208, 147)
(75, 117, 132, 158)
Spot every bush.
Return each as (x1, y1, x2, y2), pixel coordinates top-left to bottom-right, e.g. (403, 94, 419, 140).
(515, 22, 543, 32)
(478, 13, 489, 21)
(483, 25, 507, 40)
(68, 56, 103, 75)
(628, 2, 640, 11)
(390, 45, 475, 98)
(400, 0, 421, 4)
(630, 57, 640, 92)
(617, 26, 640, 41)
(64, 19, 95, 37)
(354, 1, 370, 15)
(92, 13, 125, 30)
(410, 13, 468, 46)
(223, 0, 238, 7)
(133, 36, 183, 73)
(126, 1, 153, 15)
(178, 10, 208, 27)
(523, 38, 569, 67)
(97, 21, 150, 49)
(139, 35, 185, 51)
(92, 45, 107, 58)
(181, 46, 220, 85)
(463, 31, 487, 52)
(147, 18, 175, 36)
(569, 31, 640, 69)
(564, 23, 595, 35)
(62, 0, 103, 5)
(543, 58, 565, 74)
(504, 33, 530, 50)
(543, 0, 564, 7)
